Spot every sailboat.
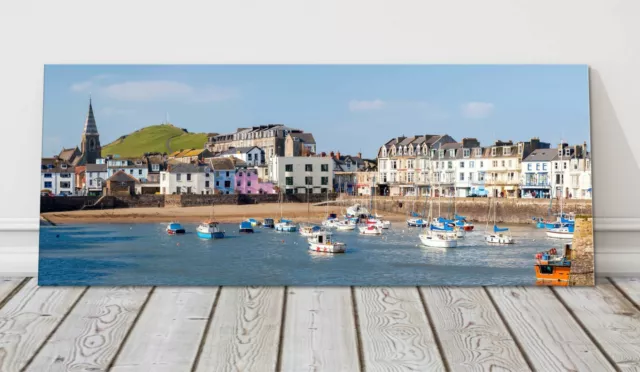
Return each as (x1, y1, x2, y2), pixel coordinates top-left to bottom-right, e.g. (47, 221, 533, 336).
(358, 180, 383, 235)
(484, 200, 514, 244)
(419, 187, 457, 248)
(300, 190, 322, 237)
(406, 184, 426, 227)
(545, 165, 574, 239)
(275, 188, 298, 232)
(197, 202, 225, 239)
(321, 191, 340, 228)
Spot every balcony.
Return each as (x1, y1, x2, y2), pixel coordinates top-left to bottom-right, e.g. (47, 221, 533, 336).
(484, 179, 520, 186)
(521, 182, 551, 189)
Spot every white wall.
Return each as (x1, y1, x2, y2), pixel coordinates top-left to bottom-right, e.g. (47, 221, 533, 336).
(270, 157, 333, 193)
(159, 171, 212, 194)
(1, 0, 640, 275)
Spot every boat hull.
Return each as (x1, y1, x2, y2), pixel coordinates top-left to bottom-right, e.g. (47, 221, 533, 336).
(308, 242, 346, 253)
(167, 229, 185, 235)
(336, 224, 356, 231)
(275, 225, 298, 232)
(239, 228, 254, 233)
(462, 225, 474, 231)
(485, 234, 515, 244)
(545, 230, 573, 239)
(535, 264, 571, 286)
(419, 234, 458, 248)
(358, 226, 382, 235)
(197, 231, 225, 239)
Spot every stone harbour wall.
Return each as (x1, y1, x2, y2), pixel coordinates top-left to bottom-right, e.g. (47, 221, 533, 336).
(334, 195, 593, 224)
(569, 217, 595, 286)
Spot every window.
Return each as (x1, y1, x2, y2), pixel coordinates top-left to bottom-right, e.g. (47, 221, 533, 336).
(528, 164, 532, 171)
(479, 172, 485, 181)
(554, 163, 558, 170)
(480, 161, 484, 168)
(305, 164, 313, 172)
(491, 148, 497, 156)
(463, 149, 470, 157)
(439, 149, 444, 158)
(248, 154, 252, 161)
(469, 161, 475, 168)
(205, 181, 210, 188)
(237, 181, 241, 187)
(130, 169, 134, 174)
(226, 171, 230, 177)
(152, 164, 160, 171)
(321, 177, 328, 185)
(215, 171, 220, 177)
(60, 173, 71, 178)
(460, 161, 465, 168)
(543, 163, 547, 171)
(469, 173, 473, 181)
(247, 181, 252, 187)
(177, 174, 182, 181)
(162, 173, 166, 181)
(563, 162, 567, 170)
(89, 180, 93, 186)
(44, 181, 52, 188)
(504, 147, 511, 155)
(436, 162, 439, 169)
(407, 173, 413, 183)
(44, 173, 52, 178)
(501, 160, 506, 167)
(460, 173, 465, 181)
(216, 181, 219, 186)
(322, 164, 329, 172)
(60, 182, 70, 188)
(449, 149, 455, 157)
(224, 181, 231, 188)
(391, 160, 397, 169)
(285, 164, 293, 172)
(407, 160, 413, 169)
(447, 161, 452, 169)
(205, 173, 209, 178)
(518, 144, 524, 154)
(492, 161, 498, 167)
(383, 173, 387, 182)
(138, 169, 143, 175)
(565, 148, 570, 156)
(305, 176, 313, 185)
(536, 163, 540, 171)
(286, 177, 294, 186)
(509, 160, 513, 167)
(186, 174, 192, 181)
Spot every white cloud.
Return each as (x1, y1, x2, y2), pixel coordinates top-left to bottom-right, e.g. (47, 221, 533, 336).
(461, 102, 494, 119)
(349, 99, 386, 111)
(70, 74, 114, 93)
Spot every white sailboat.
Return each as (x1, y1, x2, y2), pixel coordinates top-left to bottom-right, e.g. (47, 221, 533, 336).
(546, 147, 574, 240)
(419, 162, 457, 248)
(485, 199, 515, 244)
(275, 189, 297, 232)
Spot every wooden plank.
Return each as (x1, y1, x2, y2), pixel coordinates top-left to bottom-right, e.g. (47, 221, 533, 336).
(24, 286, 152, 372)
(194, 286, 285, 372)
(553, 283, 640, 371)
(610, 277, 640, 307)
(488, 287, 616, 372)
(354, 287, 445, 372)
(110, 287, 219, 372)
(421, 287, 531, 371)
(0, 278, 86, 372)
(0, 278, 25, 307)
(280, 287, 360, 372)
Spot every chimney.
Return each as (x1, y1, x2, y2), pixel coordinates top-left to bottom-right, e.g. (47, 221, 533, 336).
(357, 152, 362, 159)
(336, 151, 341, 159)
(330, 151, 335, 158)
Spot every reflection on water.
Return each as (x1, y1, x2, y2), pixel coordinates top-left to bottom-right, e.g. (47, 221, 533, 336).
(38, 222, 559, 286)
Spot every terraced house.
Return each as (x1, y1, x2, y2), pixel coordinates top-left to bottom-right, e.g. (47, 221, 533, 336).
(376, 134, 457, 196)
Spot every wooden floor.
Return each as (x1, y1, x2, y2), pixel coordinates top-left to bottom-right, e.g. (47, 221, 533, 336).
(1, 278, 640, 371)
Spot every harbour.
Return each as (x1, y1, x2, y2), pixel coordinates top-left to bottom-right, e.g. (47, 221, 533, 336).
(39, 220, 560, 286)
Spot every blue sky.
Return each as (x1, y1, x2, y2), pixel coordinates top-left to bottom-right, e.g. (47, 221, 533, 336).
(43, 65, 590, 158)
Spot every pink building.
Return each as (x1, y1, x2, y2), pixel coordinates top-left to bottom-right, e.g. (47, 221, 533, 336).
(235, 168, 276, 194)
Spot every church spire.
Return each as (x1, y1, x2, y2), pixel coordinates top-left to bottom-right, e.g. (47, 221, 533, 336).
(83, 96, 98, 134)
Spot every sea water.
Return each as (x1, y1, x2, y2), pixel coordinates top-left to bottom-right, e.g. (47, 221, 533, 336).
(38, 223, 559, 286)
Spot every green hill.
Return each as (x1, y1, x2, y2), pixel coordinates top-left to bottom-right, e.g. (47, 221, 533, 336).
(101, 124, 213, 158)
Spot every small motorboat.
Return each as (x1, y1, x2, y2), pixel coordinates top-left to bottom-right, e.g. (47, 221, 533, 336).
(247, 218, 261, 227)
(196, 220, 225, 239)
(300, 224, 323, 237)
(407, 218, 427, 227)
(358, 224, 382, 235)
(322, 218, 341, 228)
(546, 224, 574, 239)
(336, 220, 356, 231)
(275, 219, 298, 232)
(166, 222, 186, 235)
(535, 244, 572, 286)
(262, 218, 275, 228)
(308, 230, 346, 253)
(485, 224, 515, 244)
(239, 221, 254, 233)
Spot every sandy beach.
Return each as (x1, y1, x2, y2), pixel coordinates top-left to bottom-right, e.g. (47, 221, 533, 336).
(41, 204, 409, 225)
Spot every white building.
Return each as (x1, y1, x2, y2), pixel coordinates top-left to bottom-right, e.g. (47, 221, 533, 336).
(218, 146, 264, 167)
(269, 156, 334, 194)
(520, 148, 556, 198)
(99, 157, 149, 182)
(550, 142, 591, 199)
(85, 163, 109, 195)
(159, 163, 214, 195)
(41, 163, 76, 195)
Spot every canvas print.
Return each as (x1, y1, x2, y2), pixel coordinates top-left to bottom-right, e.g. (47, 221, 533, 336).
(39, 65, 593, 286)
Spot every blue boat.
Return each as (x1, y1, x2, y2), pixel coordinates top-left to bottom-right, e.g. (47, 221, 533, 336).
(262, 218, 275, 228)
(239, 221, 254, 233)
(196, 220, 225, 239)
(166, 222, 186, 235)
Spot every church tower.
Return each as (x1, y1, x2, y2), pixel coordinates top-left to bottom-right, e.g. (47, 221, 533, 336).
(79, 97, 101, 164)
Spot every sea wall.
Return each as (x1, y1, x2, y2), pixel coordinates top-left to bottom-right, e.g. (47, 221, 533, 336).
(40, 192, 338, 212)
(569, 217, 595, 286)
(334, 195, 593, 224)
